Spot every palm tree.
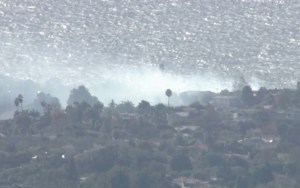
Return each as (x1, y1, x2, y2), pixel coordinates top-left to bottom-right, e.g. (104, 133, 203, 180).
(14, 97, 19, 111)
(18, 94, 23, 110)
(165, 89, 172, 107)
(40, 100, 47, 114)
(14, 94, 24, 111)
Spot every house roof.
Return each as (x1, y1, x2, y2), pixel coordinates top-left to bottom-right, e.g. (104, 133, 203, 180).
(0, 132, 6, 138)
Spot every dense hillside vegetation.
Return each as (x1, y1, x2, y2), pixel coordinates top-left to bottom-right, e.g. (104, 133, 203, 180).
(1, 85, 300, 187)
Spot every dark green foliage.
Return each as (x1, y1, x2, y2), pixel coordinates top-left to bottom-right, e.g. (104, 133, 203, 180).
(138, 141, 153, 152)
(253, 163, 274, 184)
(116, 101, 135, 113)
(137, 100, 151, 123)
(241, 85, 256, 107)
(152, 103, 167, 126)
(262, 94, 275, 105)
(291, 89, 300, 108)
(284, 126, 300, 145)
(65, 156, 79, 185)
(165, 89, 172, 106)
(200, 152, 226, 167)
(0, 151, 7, 168)
(91, 147, 117, 173)
(233, 76, 248, 91)
(134, 170, 155, 188)
(65, 105, 81, 123)
(66, 101, 102, 124)
(170, 153, 192, 172)
(137, 100, 151, 112)
(235, 176, 251, 188)
(108, 167, 130, 188)
(13, 111, 34, 134)
(228, 157, 249, 168)
(189, 101, 205, 110)
(112, 130, 128, 140)
(256, 87, 269, 104)
(135, 125, 159, 139)
(83, 103, 103, 125)
(217, 166, 236, 185)
(32, 92, 61, 113)
(220, 89, 230, 96)
(67, 85, 99, 106)
(23, 169, 73, 188)
(4, 85, 300, 188)
(6, 151, 32, 168)
(297, 81, 300, 90)
(38, 113, 52, 128)
(201, 105, 221, 126)
(14, 94, 23, 111)
(165, 89, 172, 98)
(284, 163, 298, 177)
(252, 110, 271, 125)
(47, 155, 66, 168)
(239, 121, 255, 134)
(109, 99, 116, 108)
(133, 168, 175, 188)
(274, 89, 293, 109)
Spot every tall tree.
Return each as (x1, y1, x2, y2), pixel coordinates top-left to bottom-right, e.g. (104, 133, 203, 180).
(67, 85, 99, 106)
(109, 99, 116, 109)
(165, 89, 172, 107)
(33, 92, 61, 113)
(18, 94, 23, 110)
(137, 100, 151, 123)
(152, 103, 167, 126)
(170, 153, 193, 172)
(116, 101, 135, 113)
(233, 76, 248, 91)
(253, 163, 274, 184)
(241, 86, 255, 107)
(65, 156, 79, 187)
(137, 100, 151, 112)
(91, 147, 117, 173)
(14, 97, 19, 111)
(256, 87, 268, 104)
(14, 94, 24, 111)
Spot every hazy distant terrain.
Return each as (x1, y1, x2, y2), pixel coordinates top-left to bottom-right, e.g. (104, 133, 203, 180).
(0, 0, 299, 98)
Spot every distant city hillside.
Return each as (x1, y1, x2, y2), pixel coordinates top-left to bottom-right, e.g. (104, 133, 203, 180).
(1, 84, 300, 187)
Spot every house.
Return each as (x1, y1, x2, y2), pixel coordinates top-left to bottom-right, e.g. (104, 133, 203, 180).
(211, 95, 241, 109)
(173, 176, 210, 188)
(193, 139, 208, 151)
(230, 108, 260, 122)
(224, 152, 249, 160)
(261, 135, 279, 143)
(167, 107, 201, 126)
(120, 113, 138, 123)
(276, 109, 300, 120)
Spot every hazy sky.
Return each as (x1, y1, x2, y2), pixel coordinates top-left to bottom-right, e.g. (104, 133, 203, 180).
(0, 0, 299, 105)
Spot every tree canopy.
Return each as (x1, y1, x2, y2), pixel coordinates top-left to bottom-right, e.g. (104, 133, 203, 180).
(67, 85, 100, 106)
